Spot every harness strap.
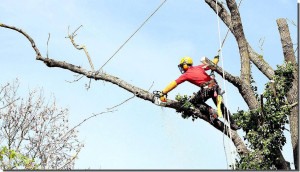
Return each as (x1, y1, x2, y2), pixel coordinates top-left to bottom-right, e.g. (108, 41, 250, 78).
(201, 79, 217, 88)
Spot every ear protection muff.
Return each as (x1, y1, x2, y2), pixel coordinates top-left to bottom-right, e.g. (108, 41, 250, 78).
(183, 63, 188, 70)
(178, 56, 193, 73)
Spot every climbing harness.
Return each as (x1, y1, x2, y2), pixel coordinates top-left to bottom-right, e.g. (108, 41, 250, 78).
(96, 0, 167, 74)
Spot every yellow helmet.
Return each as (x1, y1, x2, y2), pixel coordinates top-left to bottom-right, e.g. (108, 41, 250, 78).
(178, 56, 193, 73)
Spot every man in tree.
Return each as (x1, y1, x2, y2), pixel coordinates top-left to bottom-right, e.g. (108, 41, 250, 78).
(159, 56, 232, 123)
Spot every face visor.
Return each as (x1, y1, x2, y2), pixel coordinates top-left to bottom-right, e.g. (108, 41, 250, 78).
(178, 64, 186, 74)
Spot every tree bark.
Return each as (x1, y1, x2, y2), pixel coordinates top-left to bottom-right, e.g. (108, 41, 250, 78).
(204, 57, 260, 110)
(205, 0, 275, 80)
(277, 18, 298, 170)
(205, 1, 290, 169)
(225, 0, 250, 85)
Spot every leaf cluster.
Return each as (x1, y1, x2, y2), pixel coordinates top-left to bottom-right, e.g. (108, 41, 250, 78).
(233, 61, 294, 170)
(0, 146, 38, 170)
(175, 94, 196, 120)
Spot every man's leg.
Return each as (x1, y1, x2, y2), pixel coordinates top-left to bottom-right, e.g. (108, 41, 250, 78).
(190, 88, 211, 105)
(190, 87, 218, 122)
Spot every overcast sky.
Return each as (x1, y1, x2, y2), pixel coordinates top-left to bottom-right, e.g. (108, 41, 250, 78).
(0, 0, 297, 170)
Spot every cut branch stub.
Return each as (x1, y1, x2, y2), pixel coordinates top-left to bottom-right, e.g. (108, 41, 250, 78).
(203, 57, 241, 87)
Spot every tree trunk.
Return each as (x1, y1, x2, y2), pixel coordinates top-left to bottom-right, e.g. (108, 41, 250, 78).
(205, 1, 291, 169)
(277, 18, 298, 170)
(225, 0, 251, 85)
(205, 0, 275, 80)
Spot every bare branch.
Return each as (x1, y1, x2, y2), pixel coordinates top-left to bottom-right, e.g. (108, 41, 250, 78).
(0, 98, 20, 110)
(258, 37, 265, 56)
(46, 33, 50, 58)
(286, 18, 297, 27)
(46, 110, 114, 167)
(85, 79, 92, 90)
(0, 80, 81, 169)
(65, 75, 84, 83)
(57, 148, 80, 170)
(107, 96, 135, 111)
(107, 81, 154, 111)
(0, 22, 249, 159)
(66, 25, 95, 71)
(0, 23, 41, 58)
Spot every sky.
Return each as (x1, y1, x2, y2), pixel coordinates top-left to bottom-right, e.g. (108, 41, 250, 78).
(0, 0, 298, 170)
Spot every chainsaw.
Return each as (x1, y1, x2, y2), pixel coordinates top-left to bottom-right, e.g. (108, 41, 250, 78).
(152, 91, 167, 106)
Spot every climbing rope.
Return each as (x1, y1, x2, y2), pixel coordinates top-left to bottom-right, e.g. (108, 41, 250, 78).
(215, 0, 239, 170)
(216, 0, 243, 53)
(96, 0, 167, 74)
(216, 0, 244, 168)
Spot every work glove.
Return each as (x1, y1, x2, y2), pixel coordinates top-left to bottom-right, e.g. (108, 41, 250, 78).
(160, 91, 167, 96)
(212, 55, 219, 64)
(211, 55, 219, 70)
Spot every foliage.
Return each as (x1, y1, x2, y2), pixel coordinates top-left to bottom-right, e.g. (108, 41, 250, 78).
(0, 79, 84, 169)
(233, 61, 295, 170)
(0, 146, 38, 170)
(175, 94, 196, 120)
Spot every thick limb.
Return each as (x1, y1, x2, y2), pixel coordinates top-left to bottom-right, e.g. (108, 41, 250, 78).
(211, 97, 236, 127)
(0, 22, 249, 159)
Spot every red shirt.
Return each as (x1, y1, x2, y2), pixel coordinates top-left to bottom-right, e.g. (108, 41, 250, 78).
(176, 65, 211, 87)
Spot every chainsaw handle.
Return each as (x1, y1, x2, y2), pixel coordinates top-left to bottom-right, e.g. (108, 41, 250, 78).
(153, 91, 167, 97)
(153, 91, 167, 102)
(153, 90, 161, 95)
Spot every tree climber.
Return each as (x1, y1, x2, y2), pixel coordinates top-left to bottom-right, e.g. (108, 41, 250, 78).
(159, 56, 234, 124)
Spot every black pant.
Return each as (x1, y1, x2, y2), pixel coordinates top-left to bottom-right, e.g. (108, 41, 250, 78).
(190, 85, 234, 124)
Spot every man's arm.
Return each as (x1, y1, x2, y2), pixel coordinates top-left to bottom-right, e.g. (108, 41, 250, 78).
(162, 73, 188, 94)
(162, 81, 177, 94)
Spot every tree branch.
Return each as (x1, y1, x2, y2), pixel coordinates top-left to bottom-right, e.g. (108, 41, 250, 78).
(66, 25, 95, 71)
(0, 23, 41, 58)
(225, 0, 250, 85)
(0, 23, 249, 157)
(204, 0, 275, 80)
(203, 57, 241, 87)
(277, 18, 298, 170)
